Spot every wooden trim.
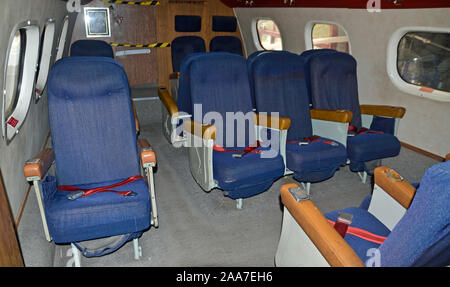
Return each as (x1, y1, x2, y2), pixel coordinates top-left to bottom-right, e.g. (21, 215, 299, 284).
(0, 169, 24, 266)
(158, 87, 179, 117)
(360, 105, 406, 119)
(184, 120, 216, 140)
(446, 154, 450, 162)
(400, 141, 445, 162)
(374, 166, 416, 209)
(138, 138, 157, 166)
(254, 113, 291, 130)
(310, 109, 353, 123)
(280, 183, 365, 267)
(23, 148, 55, 180)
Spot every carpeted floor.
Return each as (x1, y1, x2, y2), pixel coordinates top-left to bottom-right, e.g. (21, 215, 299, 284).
(17, 120, 440, 267)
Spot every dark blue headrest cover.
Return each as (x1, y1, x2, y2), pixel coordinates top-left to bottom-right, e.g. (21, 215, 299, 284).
(210, 36, 243, 56)
(175, 15, 202, 32)
(250, 51, 313, 141)
(171, 36, 206, 72)
(70, 40, 114, 58)
(212, 16, 237, 32)
(47, 57, 139, 185)
(309, 52, 362, 128)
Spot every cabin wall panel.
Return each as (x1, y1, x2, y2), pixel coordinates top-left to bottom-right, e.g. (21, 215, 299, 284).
(70, 0, 158, 86)
(235, 7, 450, 157)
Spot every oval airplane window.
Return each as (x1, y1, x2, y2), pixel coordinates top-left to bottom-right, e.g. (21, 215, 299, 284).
(2, 21, 40, 144)
(305, 21, 350, 53)
(35, 19, 55, 102)
(55, 16, 69, 61)
(387, 26, 450, 102)
(255, 19, 283, 51)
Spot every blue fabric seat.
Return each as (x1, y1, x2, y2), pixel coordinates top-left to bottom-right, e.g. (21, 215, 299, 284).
(326, 161, 450, 266)
(180, 52, 284, 199)
(307, 51, 401, 173)
(70, 40, 114, 58)
(249, 51, 347, 183)
(45, 57, 151, 246)
(210, 36, 243, 56)
(171, 36, 206, 73)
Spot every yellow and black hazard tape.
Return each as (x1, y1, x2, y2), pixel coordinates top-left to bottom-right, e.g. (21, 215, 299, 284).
(102, 0, 160, 6)
(110, 42, 170, 48)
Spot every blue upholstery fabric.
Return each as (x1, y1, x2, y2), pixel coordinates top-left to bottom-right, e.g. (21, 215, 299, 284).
(177, 53, 205, 117)
(48, 57, 140, 185)
(46, 57, 150, 244)
(347, 133, 401, 172)
(369, 116, 396, 134)
(210, 36, 243, 56)
(286, 139, 347, 183)
(359, 195, 372, 211)
(174, 15, 202, 32)
(325, 207, 391, 263)
(247, 50, 272, 108)
(379, 161, 450, 267)
(42, 176, 150, 243)
(70, 40, 114, 58)
(249, 51, 347, 182)
(212, 16, 237, 32)
(300, 49, 337, 105)
(184, 53, 284, 198)
(308, 52, 362, 129)
(171, 36, 206, 73)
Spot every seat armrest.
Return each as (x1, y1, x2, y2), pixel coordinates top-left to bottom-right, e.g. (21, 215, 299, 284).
(360, 105, 406, 119)
(24, 148, 55, 180)
(138, 138, 156, 167)
(280, 183, 365, 267)
(445, 154, 450, 162)
(132, 101, 140, 134)
(158, 86, 178, 117)
(254, 113, 291, 130)
(183, 120, 216, 140)
(169, 72, 180, 80)
(374, 166, 416, 209)
(310, 109, 353, 123)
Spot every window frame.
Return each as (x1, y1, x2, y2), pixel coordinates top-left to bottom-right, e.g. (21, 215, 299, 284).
(304, 20, 352, 54)
(55, 15, 69, 61)
(252, 18, 283, 51)
(2, 20, 40, 144)
(35, 18, 55, 103)
(387, 26, 450, 102)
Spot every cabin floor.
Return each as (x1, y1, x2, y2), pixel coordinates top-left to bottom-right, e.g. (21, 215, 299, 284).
(17, 86, 439, 267)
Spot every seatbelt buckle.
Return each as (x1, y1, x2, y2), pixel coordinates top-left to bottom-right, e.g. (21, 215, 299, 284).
(232, 152, 244, 158)
(67, 191, 85, 200)
(333, 212, 353, 238)
(298, 141, 309, 146)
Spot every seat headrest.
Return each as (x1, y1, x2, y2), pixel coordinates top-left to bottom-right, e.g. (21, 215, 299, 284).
(171, 36, 206, 73)
(70, 40, 114, 58)
(209, 36, 243, 56)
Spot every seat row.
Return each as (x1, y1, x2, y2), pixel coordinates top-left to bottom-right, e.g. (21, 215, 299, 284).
(160, 50, 406, 207)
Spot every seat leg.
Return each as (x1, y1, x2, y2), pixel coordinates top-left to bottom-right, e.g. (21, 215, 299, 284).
(358, 171, 368, 184)
(71, 243, 81, 267)
(236, 198, 243, 209)
(133, 238, 142, 260)
(301, 182, 311, 195)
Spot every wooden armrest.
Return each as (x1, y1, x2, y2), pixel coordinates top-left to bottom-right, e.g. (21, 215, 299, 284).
(132, 101, 140, 134)
(158, 87, 178, 117)
(254, 113, 291, 130)
(360, 105, 406, 119)
(280, 183, 365, 267)
(445, 154, 450, 162)
(138, 138, 156, 166)
(169, 72, 180, 80)
(310, 109, 353, 123)
(374, 166, 416, 209)
(183, 120, 216, 140)
(23, 148, 55, 180)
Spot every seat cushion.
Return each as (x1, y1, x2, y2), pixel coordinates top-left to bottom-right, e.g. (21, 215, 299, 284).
(44, 176, 151, 243)
(286, 138, 347, 183)
(213, 146, 285, 199)
(325, 207, 391, 263)
(347, 132, 401, 172)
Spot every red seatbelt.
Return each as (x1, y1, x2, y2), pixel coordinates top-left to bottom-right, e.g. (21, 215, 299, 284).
(327, 219, 387, 244)
(213, 141, 263, 155)
(58, 175, 144, 199)
(287, 135, 336, 145)
(348, 125, 383, 135)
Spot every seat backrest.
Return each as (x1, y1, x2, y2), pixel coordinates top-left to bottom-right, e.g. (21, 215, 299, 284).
(309, 52, 362, 128)
(210, 36, 243, 56)
(171, 36, 206, 73)
(70, 40, 114, 58)
(379, 161, 450, 266)
(185, 52, 255, 148)
(247, 50, 272, 108)
(249, 51, 313, 141)
(47, 57, 140, 186)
